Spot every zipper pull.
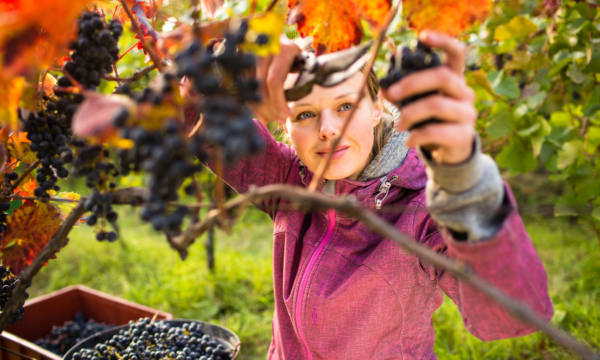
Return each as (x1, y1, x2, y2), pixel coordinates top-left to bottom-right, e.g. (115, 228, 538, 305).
(374, 175, 397, 210)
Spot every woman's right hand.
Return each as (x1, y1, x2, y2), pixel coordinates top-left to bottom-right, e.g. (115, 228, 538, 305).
(249, 36, 303, 125)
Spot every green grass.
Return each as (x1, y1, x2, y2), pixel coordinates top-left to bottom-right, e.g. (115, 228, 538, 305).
(30, 205, 599, 359)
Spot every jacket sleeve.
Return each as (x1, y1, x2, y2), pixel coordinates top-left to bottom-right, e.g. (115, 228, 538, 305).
(416, 186, 554, 341)
(197, 115, 300, 214)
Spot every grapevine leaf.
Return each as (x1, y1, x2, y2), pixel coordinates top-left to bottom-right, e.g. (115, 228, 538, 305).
(287, 0, 391, 54)
(244, 11, 286, 57)
(566, 63, 585, 84)
(0, 77, 25, 129)
(586, 49, 600, 73)
(493, 15, 538, 42)
(489, 71, 520, 100)
(496, 137, 537, 174)
(0, 0, 96, 79)
(556, 140, 583, 169)
(403, 0, 492, 37)
(1, 201, 62, 275)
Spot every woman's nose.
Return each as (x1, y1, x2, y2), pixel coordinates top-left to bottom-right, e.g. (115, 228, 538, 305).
(319, 110, 340, 140)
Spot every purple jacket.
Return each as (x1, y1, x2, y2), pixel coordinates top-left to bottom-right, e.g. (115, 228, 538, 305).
(215, 121, 553, 359)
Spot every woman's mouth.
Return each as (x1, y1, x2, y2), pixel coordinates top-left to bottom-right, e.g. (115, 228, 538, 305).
(317, 146, 349, 159)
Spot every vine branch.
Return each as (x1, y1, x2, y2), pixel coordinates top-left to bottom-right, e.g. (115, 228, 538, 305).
(171, 183, 599, 360)
(0, 188, 146, 330)
(118, 0, 164, 70)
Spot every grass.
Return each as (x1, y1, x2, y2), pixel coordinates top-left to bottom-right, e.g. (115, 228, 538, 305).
(29, 203, 599, 359)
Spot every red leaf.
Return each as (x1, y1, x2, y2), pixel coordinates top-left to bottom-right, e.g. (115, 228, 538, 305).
(403, 0, 492, 37)
(2, 201, 62, 275)
(287, 0, 391, 54)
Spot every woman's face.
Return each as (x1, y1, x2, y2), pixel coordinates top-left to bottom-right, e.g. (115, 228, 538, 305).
(285, 72, 381, 180)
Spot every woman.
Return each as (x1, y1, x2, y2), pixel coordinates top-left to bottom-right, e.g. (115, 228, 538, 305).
(209, 31, 554, 359)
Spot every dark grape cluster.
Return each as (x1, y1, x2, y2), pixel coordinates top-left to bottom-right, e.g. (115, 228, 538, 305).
(1, 171, 18, 235)
(23, 11, 122, 200)
(70, 140, 120, 241)
(70, 318, 233, 360)
(0, 265, 28, 324)
(379, 41, 443, 130)
(176, 20, 264, 164)
(35, 312, 113, 356)
(23, 95, 80, 198)
(117, 119, 197, 233)
(61, 11, 122, 89)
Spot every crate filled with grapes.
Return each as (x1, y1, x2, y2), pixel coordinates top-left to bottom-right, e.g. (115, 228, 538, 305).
(2, 285, 173, 359)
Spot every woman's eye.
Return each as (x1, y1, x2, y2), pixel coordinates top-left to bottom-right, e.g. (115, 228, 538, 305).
(296, 111, 315, 121)
(338, 102, 353, 112)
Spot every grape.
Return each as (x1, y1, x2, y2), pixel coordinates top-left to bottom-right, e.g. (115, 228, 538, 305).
(70, 318, 233, 360)
(379, 41, 443, 130)
(0, 265, 28, 324)
(23, 11, 122, 200)
(175, 20, 264, 164)
(35, 312, 113, 356)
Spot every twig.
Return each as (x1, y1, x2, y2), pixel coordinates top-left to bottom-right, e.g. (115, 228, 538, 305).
(308, 3, 399, 191)
(118, 0, 164, 70)
(0, 187, 146, 330)
(266, 0, 279, 12)
(9, 195, 79, 203)
(0, 202, 86, 329)
(104, 64, 159, 82)
(171, 184, 600, 360)
(7, 160, 40, 193)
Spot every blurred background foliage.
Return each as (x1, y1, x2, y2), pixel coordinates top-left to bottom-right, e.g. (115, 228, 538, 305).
(29, 0, 600, 358)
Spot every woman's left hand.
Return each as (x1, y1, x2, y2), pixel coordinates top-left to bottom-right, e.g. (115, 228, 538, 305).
(381, 30, 477, 165)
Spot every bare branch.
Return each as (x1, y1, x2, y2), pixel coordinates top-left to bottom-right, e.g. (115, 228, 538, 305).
(171, 184, 600, 360)
(118, 0, 164, 70)
(104, 64, 159, 83)
(0, 202, 86, 329)
(0, 187, 146, 330)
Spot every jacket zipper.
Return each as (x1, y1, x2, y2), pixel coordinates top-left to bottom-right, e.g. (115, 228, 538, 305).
(295, 209, 336, 360)
(374, 175, 398, 209)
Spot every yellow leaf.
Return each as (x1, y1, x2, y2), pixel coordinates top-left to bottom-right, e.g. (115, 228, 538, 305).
(243, 11, 286, 57)
(0, 77, 25, 129)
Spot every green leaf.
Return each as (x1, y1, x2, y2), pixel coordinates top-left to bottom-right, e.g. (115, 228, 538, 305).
(517, 122, 540, 137)
(548, 57, 572, 77)
(588, 126, 600, 147)
(526, 91, 546, 109)
(586, 50, 600, 73)
(496, 137, 538, 174)
(7, 200, 22, 216)
(493, 15, 538, 42)
(550, 112, 572, 127)
(556, 140, 584, 169)
(566, 63, 586, 84)
(490, 71, 520, 100)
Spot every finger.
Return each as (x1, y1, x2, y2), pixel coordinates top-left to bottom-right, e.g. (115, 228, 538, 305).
(405, 122, 475, 164)
(396, 95, 477, 131)
(256, 54, 273, 100)
(382, 66, 474, 104)
(419, 30, 466, 75)
(266, 41, 302, 122)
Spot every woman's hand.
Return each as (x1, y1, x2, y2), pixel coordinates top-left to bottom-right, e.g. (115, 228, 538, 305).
(382, 31, 477, 165)
(249, 36, 303, 125)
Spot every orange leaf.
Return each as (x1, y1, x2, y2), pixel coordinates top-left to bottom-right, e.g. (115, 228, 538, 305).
(0, 0, 95, 79)
(1, 201, 62, 275)
(13, 178, 37, 198)
(403, 0, 492, 37)
(287, 0, 391, 54)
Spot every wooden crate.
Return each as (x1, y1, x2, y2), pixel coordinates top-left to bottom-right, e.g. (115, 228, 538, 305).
(0, 285, 173, 360)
